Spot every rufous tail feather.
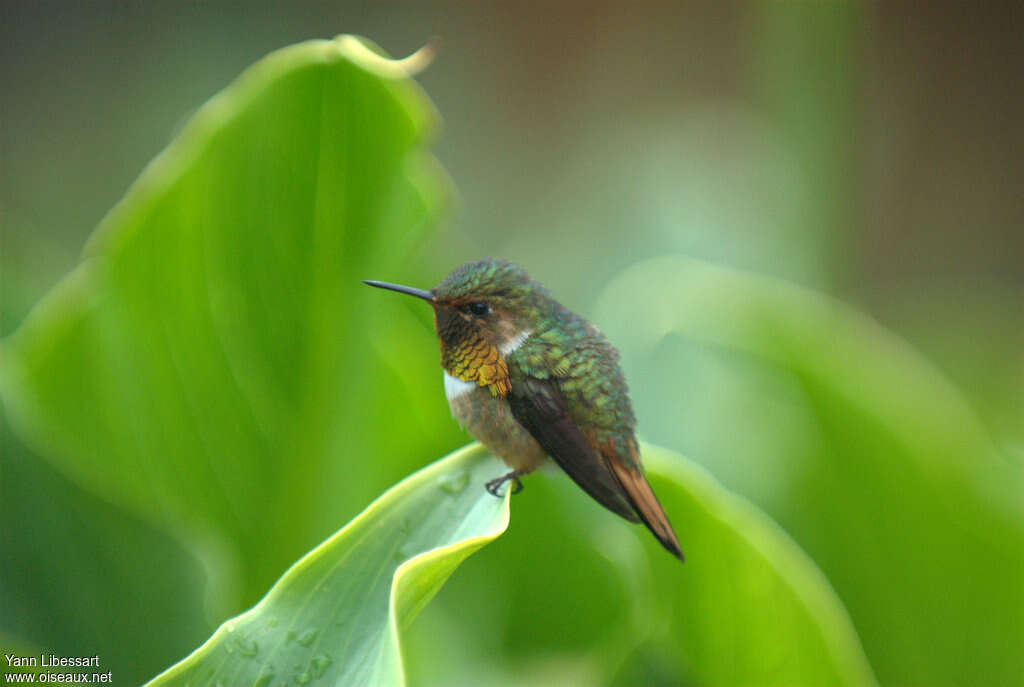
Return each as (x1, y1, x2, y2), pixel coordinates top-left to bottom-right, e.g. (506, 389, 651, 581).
(604, 447, 684, 561)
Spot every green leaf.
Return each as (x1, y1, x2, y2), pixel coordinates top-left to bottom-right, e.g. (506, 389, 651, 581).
(0, 36, 459, 609)
(594, 256, 1024, 687)
(146, 444, 510, 687)
(623, 445, 877, 686)
(406, 442, 878, 687)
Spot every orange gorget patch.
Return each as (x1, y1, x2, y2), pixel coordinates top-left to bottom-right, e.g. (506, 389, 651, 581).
(442, 335, 512, 397)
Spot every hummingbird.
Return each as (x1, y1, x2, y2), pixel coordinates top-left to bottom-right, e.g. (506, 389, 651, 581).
(364, 259, 683, 560)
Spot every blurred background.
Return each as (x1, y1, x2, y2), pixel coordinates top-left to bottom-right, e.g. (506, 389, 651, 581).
(2, 2, 1022, 686)
(4, 2, 1022, 449)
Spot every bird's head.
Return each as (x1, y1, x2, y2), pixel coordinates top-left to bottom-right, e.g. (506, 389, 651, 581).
(364, 259, 547, 392)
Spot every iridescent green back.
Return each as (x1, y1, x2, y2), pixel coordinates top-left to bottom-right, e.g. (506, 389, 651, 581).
(508, 300, 638, 462)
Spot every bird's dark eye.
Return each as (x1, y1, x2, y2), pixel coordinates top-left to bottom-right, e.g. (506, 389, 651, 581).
(467, 301, 490, 317)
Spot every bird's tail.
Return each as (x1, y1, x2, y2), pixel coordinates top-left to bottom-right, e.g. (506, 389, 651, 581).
(604, 443, 684, 561)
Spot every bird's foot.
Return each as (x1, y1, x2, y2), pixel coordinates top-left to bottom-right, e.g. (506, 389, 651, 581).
(485, 470, 523, 497)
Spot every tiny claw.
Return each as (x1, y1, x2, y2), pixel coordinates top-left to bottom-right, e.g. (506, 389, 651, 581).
(485, 471, 523, 497)
(484, 478, 502, 497)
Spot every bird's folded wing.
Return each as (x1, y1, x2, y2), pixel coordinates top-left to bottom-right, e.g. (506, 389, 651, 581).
(507, 376, 640, 523)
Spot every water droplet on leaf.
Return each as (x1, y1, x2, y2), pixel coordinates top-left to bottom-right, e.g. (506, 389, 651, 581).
(311, 653, 332, 678)
(439, 471, 470, 495)
(232, 637, 258, 657)
(253, 665, 274, 687)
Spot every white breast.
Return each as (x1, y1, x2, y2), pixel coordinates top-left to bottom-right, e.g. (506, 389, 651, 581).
(443, 372, 477, 401)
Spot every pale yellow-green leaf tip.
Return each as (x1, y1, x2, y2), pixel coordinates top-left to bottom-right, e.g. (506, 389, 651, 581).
(333, 34, 437, 78)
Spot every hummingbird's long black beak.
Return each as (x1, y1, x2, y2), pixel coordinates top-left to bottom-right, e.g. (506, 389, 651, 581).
(362, 280, 436, 303)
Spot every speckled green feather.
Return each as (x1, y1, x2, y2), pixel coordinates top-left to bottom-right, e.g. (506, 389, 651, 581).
(507, 308, 639, 465)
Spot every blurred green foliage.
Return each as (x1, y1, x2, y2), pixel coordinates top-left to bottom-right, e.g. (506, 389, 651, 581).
(0, 419, 210, 682)
(596, 258, 1024, 686)
(2, 5, 1023, 687)
(3, 37, 453, 611)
